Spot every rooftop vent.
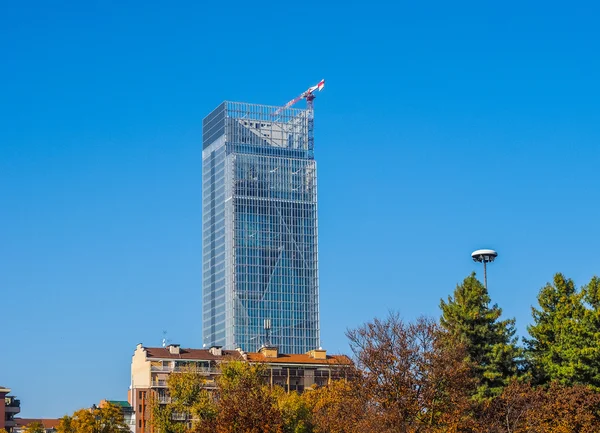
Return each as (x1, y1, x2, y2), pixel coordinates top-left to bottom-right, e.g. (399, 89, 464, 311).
(307, 349, 327, 360)
(259, 345, 279, 359)
(209, 346, 223, 357)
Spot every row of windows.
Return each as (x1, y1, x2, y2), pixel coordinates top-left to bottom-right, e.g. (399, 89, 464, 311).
(227, 142, 313, 160)
(235, 216, 316, 228)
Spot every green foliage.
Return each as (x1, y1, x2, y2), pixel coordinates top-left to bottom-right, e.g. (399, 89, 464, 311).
(440, 272, 521, 400)
(526, 273, 600, 389)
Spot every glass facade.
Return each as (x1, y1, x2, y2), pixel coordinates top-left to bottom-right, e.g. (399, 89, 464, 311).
(202, 102, 319, 354)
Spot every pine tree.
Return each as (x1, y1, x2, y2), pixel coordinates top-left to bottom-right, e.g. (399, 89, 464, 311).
(440, 272, 521, 400)
(581, 276, 600, 388)
(526, 273, 600, 389)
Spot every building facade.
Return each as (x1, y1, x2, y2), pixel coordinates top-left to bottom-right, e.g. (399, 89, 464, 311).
(130, 344, 351, 433)
(0, 387, 20, 433)
(202, 102, 320, 354)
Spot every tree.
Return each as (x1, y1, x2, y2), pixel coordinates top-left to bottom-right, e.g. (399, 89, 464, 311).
(478, 380, 540, 433)
(56, 415, 75, 433)
(274, 387, 314, 433)
(346, 313, 477, 432)
(526, 382, 600, 432)
(303, 379, 373, 433)
(151, 365, 216, 433)
(526, 274, 600, 389)
(440, 272, 521, 400)
(478, 380, 600, 433)
(580, 276, 600, 389)
(525, 273, 590, 386)
(215, 361, 283, 433)
(23, 423, 45, 433)
(57, 404, 129, 433)
(96, 403, 130, 433)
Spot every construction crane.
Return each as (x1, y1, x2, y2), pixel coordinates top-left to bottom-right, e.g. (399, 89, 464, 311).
(275, 79, 325, 115)
(274, 80, 325, 151)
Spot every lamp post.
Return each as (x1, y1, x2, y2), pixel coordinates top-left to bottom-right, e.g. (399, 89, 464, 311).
(471, 249, 498, 290)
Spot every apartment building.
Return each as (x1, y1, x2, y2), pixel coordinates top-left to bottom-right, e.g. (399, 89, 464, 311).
(130, 344, 352, 433)
(0, 387, 20, 433)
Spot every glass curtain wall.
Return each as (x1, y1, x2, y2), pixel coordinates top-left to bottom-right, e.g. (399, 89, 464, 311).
(202, 102, 319, 354)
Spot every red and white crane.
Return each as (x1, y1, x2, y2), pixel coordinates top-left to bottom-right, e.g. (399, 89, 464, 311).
(275, 79, 325, 115)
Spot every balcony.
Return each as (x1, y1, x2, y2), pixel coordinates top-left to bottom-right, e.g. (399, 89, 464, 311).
(5, 397, 20, 413)
(157, 396, 171, 404)
(171, 413, 187, 421)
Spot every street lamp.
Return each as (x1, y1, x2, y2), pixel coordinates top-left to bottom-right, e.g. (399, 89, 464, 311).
(471, 249, 498, 290)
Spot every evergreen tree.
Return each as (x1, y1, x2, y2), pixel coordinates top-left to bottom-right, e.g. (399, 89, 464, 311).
(526, 273, 600, 389)
(440, 272, 520, 400)
(581, 276, 600, 388)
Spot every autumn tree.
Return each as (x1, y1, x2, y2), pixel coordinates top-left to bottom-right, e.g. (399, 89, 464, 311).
(23, 422, 45, 433)
(303, 378, 373, 433)
(215, 361, 283, 433)
(151, 365, 216, 433)
(56, 415, 74, 433)
(346, 313, 476, 432)
(57, 403, 129, 433)
(273, 386, 314, 433)
(477, 380, 541, 433)
(440, 272, 521, 400)
(528, 382, 600, 432)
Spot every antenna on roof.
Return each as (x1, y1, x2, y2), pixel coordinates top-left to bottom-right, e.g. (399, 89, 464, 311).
(162, 330, 170, 348)
(264, 319, 271, 347)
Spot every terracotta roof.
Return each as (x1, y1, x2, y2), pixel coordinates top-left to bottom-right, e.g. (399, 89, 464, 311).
(15, 419, 60, 429)
(142, 346, 352, 365)
(144, 347, 244, 360)
(245, 352, 353, 365)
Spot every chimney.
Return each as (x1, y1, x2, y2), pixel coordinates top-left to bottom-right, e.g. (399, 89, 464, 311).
(308, 348, 327, 360)
(168, 344, 180, 355)
(259, 345, 279, 358)
(209, 346, 223, 356)
(236, 347, 248, 361)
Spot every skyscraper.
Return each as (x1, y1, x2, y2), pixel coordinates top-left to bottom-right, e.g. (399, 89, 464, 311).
(202, 101, 319, 354)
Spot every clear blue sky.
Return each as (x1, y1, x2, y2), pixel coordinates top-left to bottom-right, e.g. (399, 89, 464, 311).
(2, 0, 599, 418)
